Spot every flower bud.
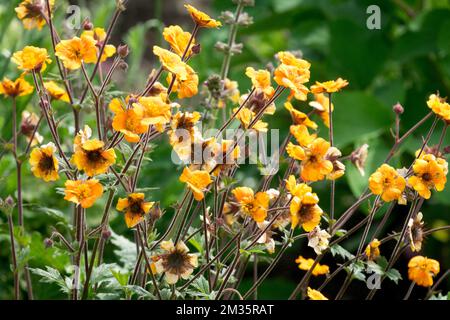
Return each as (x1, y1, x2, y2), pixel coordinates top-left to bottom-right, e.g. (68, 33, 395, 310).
(191, 43, 201, 55)
(83, 20, 93, 31)
(102, 229, 112, 240)
(393, 102, 404, 115)
(44, 238, 53, 248)
(118, 61, 128, 71)
(443, 145, 450, 154)
(117, 44, 129, 58)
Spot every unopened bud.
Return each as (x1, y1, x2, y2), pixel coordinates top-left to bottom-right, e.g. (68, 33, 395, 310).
(393, 102, 404, 115)
(83, 20, 93, 31)
(44, 238, 53, 248)
(102, 229, 112, 240)
(117, 44, 129, 58)
(191, 43, 201, 55)
(443, 145, 450, 154)
(118, 61, 128, 71)
(5, 196, 15, 207)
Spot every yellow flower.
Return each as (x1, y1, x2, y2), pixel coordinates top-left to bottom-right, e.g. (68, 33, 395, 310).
(295, 256, 329, 276)
(286, 142, 306, 161)
(29, 142, 59, 182)
(290, 124, 317, 147)
(163, 25, 196, 57)
(368, 164, 406, 202)
(152, 240, 198, 284)
(231, 187, 270, 223)
(55, 35, 98, 70)
(166, 64, 199, 99)
(278, 51, 311, 71)
(184, 4, 221, 28)
(309, 93, 334, 128)
(365, 239, 381, 261)
(109, 98, 148, 143)
(311, 78, 349, 94)
(137, 96, 172, 132)
(234, 107, 268, 132)
(285, 175, 312, 198)
(408, 153, 448, 199)
(0, 76, 33, 97)
(284, 102, 317, 129)
(179, 167, 212, 201)
(116, 193, 154, 228)
(325, 147, 346, 180)
(307, 287, 328, 300)
(44, 81, 70, 102)
(408, 256, 440, 287)
(300, 138, 333, 182)
(245, 67, 275, 99)
(218, 78, 240, 108)
(64, 179, 103, 208)
(290, 192, 323, 231)
(153, 46, 189, 81)
(12, 46, 52, 72)
(15, 0, 54, 30)
(274, 52, 311, 101)
(21, 111, 43, 146)
(168, 111, 201, 144)
(71, 139, 116, 176)
(427, 93, 450, 122)
(81, 27, 116, 62)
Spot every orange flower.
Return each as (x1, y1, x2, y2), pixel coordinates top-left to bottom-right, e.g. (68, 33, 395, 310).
(307, 288, 328, 300)
(290, 192, 323, 231)
(274, 51, 311, 101)
(295, 256, 329, 276)
(81, 27, 116, 62)
(116, 193, 154, 228)
(44, 81, 70, 102)
(163, 25, 196, 57)
(365, 239, 381, 261)
(231, 187, 270, 222)
(234, 107, 268, 132)
(109, 98, 148, 143)
(29, 142, 59, 182)
(179, 166, 212, 201)
(166, 64, 199, 99)
(427, 93, 450, 122)
(300, 138, 333, 182)
(245, 67, 275, 99)
(408, 256, 440, 287)
(153, 46, 189, 81)
(71, 139, 116, 176)
(284, 102, 317, 129)
(55, 35, 98, 70)
(310, 78, 349, 94)
(137, 96, 172, 132)
(15, 0, 54, 30)
(309, 93, 334, 128)
(184, 4, 221, 28)
(64, 179, 104, 208)
(12, 46, 51, 72)
(369, 164, 406, 202)
(408, 153, 448, 199)
(0, 76, 33, 97)
(290, 124, 317, 147)
(285, 175, 311, 198)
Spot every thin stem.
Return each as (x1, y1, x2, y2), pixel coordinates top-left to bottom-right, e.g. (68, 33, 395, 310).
(403, 282, 415, 300)
(7, 215, 20, 300)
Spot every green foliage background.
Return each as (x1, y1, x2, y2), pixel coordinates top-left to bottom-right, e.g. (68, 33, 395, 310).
(0, 0, 449, 299)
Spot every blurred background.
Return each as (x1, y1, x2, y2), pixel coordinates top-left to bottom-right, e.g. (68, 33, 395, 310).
(0, 0, 449, 299)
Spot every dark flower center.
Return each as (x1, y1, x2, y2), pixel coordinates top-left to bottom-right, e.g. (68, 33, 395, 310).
(421, 173, 431, 181)
(38, 154, 55, 172)
(86, 149, 104, 162)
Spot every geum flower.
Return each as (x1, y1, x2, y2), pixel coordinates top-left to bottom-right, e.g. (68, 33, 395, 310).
(368, 164, 406, 203)
(166, 64, 199, 99)
(245, 67, 275, 100)
(290, 191, 323, 232)
(274, 51, 311, 101)
(233, 107, 268, 132)
(184, 4, 221, 28)
(81, 27, 116, 62)
(116, 193, 154, 228)
(163, 25, 196, 57)
(168, 111, 202, 160)
(307, 288, 328, 300)
(153, 46, 189, 81)
(284, 102, 317, 129)
(408, 153, 448, 199)
(64, 179, 103, 208)
(309, 93, 334, 128)
(300, 138, 334, 182)
(109, 98, 149, 143)
(179, 166, 212, 201)
(408, 255, 440, 287)
(231, 187, 270, 223)
(151, 240, 198, 284)
(295, 256, 329, 276)
(21, 111, 43, 146)
(12, 46, 52, 72)
(0, 76, 33, 97)
(308, 226, 331, 255)
(427, 93, 450, 123)
(15, 0, 54, 30)
(44, 81, 70, 102)
(29, 142, 59, 181)
(407, 212, 424, 252)
(310, 78, 349, 94)
(71, 138, 116, 176)
(365, 239, 381, 261)
(137, 96, 172, 132)
(55, 35, 98, 70)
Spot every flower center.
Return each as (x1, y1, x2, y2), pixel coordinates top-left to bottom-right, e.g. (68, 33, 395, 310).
(86, 149, 104, 162)
(38, 154, 55, 172)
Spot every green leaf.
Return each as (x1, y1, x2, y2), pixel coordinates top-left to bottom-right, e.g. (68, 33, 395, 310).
(330, 244, 355, 260)
(29, 266, 70, 294)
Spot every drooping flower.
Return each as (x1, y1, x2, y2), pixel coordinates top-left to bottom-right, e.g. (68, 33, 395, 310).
(153, 46, 189, 81)
(231, 187, 270, 223)
(310, 78, 349, 94)
(285, 175, 311, 198)
(12, 46, 51, 72)
(350, 144, 369, 176)
(284, 102, 317, 129)
(308, 226, 331, 255)
(256, 220, 275, 254)
(408, 255, 440, 287)
(408, 153, 448, 199)
(365, 239, 381, 261)
(274, 51, 311, 101)
(217, 78, 240, 108)
(55, 35, 98, 70)
(245, 67, 275, 99)
(290, 192, 323, 232)
(29, 142, 59, 181)
(44, 81, 70, 102)
(74, 125, 93, 151)
(151, 240, 198, 284)
(166, 64, 199, 99)
(368, 164, 406, 202)
(163, 25, 196, 57)
(137, 96, 172, 132)
(15, 0, 54, 30)
(307, 287, 328, 300)
(21, 111, 43, 146)
(295, 256, 329, 276)
(234, 107, 268, 132)
(179, 166, 212, 201)
(290, 124, 317, 147)
(109, 98, 148, 143)
(64, 179, 103, 208)
(116, 193, 154, 228)
(71, 139, 116, 176)
(81, 27, 116, 62)
(325, 147, 346, 180)
(300, 138, 334, 182)
(0, 76, 33, 97)
(184, 4, 221, 28)
(286, 142, 306, 161)
(407, 212, 425, 253)
(427, 93, 450, 122)
(309, 93, 334, 128)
